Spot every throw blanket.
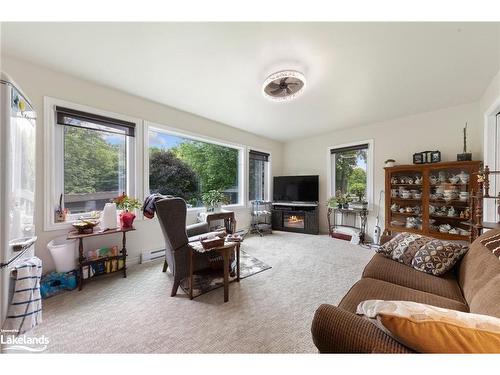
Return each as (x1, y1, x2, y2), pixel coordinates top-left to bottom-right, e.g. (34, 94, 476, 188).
(3, 257, 43, 334)
(143, 193, 172, 219)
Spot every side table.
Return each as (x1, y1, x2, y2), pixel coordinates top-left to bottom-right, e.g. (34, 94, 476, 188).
(67, 227, 134, 290)
(198, 210, 236, 234)
(327, 207, 368, 244)
(188, 241, 240, 302)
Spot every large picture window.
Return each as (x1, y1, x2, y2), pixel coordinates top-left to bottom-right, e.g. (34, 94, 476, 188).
(249, 150, 270, 201)
(49, 104, 136, 225)
(148, 128, 241, 207)
(330, 142, 371, 204)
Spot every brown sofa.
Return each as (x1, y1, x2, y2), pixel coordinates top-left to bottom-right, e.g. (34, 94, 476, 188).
(311, 230, 500, 353)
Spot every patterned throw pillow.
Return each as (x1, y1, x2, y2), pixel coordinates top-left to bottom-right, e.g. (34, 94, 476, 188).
(411, 239, 469, 276)
(377, 232, 468, 276)
(479, 231, 500, 259)
(377, 232, 433, 266)
(356, 300, 500, 353)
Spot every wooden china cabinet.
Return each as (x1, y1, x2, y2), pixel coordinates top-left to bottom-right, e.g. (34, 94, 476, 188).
(385, 161, 481, 242)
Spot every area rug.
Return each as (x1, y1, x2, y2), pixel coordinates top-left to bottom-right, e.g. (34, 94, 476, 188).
(179, 250, 271, 298)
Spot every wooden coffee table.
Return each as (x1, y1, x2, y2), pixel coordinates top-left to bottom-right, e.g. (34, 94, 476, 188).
(188, 241, 240, 302)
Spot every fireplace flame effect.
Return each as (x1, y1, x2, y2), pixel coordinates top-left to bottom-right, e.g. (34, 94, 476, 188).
(288, 215, 303, 224)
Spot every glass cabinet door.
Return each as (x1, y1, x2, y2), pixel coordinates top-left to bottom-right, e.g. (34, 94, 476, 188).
(427, 167, 471, 239)
(388, 170, 424, 232)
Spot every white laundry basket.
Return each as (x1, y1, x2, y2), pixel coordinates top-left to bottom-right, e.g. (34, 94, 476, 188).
(47, 236, 78, 272)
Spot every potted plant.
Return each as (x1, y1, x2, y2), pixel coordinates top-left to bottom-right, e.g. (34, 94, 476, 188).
(112, 193, 142, 229)
(202, 190, 228, 213)
(327, 196, 338, 209)
(342, 194, 352, 209)
(334, 190, 351, 209)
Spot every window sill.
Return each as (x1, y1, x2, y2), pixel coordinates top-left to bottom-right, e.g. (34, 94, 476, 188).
(186, 204, 246, 214)
(44, 209, 144, 232)
(44, 220, 77, 232)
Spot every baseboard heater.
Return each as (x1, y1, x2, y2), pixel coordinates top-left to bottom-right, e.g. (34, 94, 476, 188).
(141, 248, 166, 264)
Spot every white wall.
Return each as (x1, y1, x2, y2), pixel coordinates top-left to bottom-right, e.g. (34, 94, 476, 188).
(480, 68, 500, 115)
(282, 102, 482, 236)
(1, 56, 284, 271)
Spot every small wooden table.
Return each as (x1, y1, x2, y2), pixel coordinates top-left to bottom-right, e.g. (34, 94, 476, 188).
(67, 227, 134, 290)
(188, 241, 240, 303)
(198, 210, 236, 234)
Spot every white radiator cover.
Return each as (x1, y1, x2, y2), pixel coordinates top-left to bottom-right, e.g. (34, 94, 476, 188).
(140, 248, 166, 264)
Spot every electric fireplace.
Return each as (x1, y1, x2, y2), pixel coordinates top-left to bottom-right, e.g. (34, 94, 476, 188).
(271, 204, 319, 234)
(284, 212, 305, 229)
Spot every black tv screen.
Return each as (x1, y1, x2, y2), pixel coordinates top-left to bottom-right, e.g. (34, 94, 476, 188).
(273, 175, 319, 203)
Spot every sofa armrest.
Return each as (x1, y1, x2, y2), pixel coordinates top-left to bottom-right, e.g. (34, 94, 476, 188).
(186, 222, 210, 237)
(311, 304, 413, 353)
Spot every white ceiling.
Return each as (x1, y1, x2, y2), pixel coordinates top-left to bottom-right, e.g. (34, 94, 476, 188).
(1, 22, 499, 141)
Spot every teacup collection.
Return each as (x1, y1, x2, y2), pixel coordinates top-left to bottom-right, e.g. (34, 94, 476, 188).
(391, 204, 421, 215)
(429, 205, 470, 219)
(391, 187, 422, 199)
(389, 169, 472, 238)
(429, 171, 470, 185)
(406, 216, 422, 230)
(434, 224, 470, 236)
(390, 175, 423, 185)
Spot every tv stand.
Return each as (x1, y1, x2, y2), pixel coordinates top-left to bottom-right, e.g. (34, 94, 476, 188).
(271, 202, 319, 235)
(272, 202, 318, 207)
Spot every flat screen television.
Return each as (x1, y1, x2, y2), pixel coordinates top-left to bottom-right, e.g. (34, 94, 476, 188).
(273, 175, 319, 203)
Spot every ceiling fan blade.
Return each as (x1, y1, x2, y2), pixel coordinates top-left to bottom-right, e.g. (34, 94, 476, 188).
(286, 87, 292, 94)
(280, 78, 287, 85)
(268, 82, 281, 90)
(270, 87, 283, 95)
(287, 82, 300, 86)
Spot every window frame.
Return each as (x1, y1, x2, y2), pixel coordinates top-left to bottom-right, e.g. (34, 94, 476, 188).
(44, 97, 142, 231)
(483, 94, 500, 223)
(327, 139, 374, 209)
(247, 147, 272, 204)
(144, 120, 246, 212)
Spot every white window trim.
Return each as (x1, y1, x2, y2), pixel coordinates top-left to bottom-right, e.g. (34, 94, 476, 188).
(247, 146, 273, 206)
(43, 97, 142, 231)
(144, 120, 246, 212)
(327, 139, 374, 210)
(483, 96, 500, 223)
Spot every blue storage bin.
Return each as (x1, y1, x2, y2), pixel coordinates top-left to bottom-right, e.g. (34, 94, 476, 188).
(40, 270, 77, 299)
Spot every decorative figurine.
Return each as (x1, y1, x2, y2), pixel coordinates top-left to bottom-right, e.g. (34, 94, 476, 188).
(457, 122, 472, 161)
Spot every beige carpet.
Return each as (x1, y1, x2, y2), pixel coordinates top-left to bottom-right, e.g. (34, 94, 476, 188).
(28, 232, 373, 353)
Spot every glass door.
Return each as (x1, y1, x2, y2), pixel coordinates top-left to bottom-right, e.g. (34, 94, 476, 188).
(388, 169, 424, 233)
(427, 166, 471, 239)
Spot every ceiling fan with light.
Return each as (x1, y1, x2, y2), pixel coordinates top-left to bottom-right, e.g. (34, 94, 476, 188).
(262, 70, 306, 102)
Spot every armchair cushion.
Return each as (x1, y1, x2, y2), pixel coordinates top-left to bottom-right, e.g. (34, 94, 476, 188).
(363, 254, 465, 302)
(188, 230, 226, 243)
